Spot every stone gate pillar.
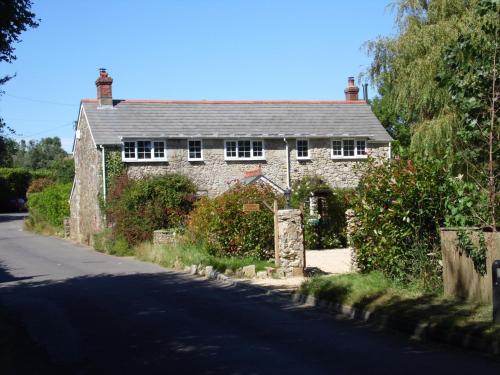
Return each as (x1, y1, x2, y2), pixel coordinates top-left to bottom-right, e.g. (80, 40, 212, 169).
(277, 209, 305, 277)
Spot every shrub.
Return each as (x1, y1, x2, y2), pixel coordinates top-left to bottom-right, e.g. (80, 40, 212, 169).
(106, 174, 197, 245)
(26, 183, 71, 230)
(0, 168, 32, 210)
(93, 229, 132, 256)
(188, 184, 280, 259)
(351, 158, 449, 286)
(26, 178, 54, 196)
(291, 176, 352, 249)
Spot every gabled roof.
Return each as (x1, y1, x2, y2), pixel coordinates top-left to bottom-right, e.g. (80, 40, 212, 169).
(80, 99, 392, 145)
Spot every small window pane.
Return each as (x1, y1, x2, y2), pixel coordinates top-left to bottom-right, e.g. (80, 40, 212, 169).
(238, 140, 251, 158)
(332, 140, 342, 156)
(189, 140, 202, 160)
(154, 141, 165, 158)
(356, 140, 366, 155)
(343, 140, 355, 157)
(297, 140, 309, 158)
(124, 141, 135, 159)
(226, 141, 237, 158)
(252, 141, 263, 157)
(137, 141, 152, 159)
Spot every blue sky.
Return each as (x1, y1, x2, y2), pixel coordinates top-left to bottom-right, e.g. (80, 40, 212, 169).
(0, 0, 396, 152)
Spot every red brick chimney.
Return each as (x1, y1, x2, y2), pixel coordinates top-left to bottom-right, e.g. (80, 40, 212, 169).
(344, 76, 359, 101)
(96, 68, 113, 106)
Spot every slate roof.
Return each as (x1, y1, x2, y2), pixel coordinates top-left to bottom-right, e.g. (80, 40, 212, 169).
(81, 100, 392, 145)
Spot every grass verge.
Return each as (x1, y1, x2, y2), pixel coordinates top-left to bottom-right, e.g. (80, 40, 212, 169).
(135, 241, 270, 273)
(23, 216, 63, 237)
(300, 272, 500, 345)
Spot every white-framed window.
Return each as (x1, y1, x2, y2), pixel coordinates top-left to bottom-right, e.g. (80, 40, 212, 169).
(296, 139, 309, 159)
(188, 139, 203, 161)
(331, 139, 368, 159)
(224, 139, 265, 160)
(122, 140, 167, 162)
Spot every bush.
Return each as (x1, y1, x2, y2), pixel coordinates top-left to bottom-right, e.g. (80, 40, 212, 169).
(350, 158, 449, 287)
(26, 178, 54, 196)
(188, 184, 281, 260)
(291, 176, 352, 249)
(93, 229, 132, 256)
(26, 183, 71, 231)
(106, 174, 197, 245)
(0, 168, 32, 210)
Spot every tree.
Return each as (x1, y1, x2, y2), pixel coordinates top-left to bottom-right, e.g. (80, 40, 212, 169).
(13, 137, 68, 170)
(440, 0, 499, 229)
(0, 0, 39, 164)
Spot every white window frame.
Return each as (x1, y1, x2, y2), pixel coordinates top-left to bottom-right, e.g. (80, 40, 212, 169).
(331, 138, 368, 159)
(187, 139, 203, 161)
(224, 139, 266, 161)
(121, 139, 167, 162)
(296, 139, 310, 160)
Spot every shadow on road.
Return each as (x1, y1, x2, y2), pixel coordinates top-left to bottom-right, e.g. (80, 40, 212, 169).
(0, 213, 27, 223)
(1, 269, 499, 374)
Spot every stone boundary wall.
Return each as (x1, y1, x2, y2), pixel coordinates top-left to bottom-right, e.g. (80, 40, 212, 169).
(441, 229, 500, 303)
(277, 209, 305, 276)
(153, 229, 178, 246)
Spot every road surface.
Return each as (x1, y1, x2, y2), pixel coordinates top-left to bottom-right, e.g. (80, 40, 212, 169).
(0, 213, 498, 374)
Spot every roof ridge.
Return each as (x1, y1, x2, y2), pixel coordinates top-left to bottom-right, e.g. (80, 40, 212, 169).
(80, 99, 367, 104)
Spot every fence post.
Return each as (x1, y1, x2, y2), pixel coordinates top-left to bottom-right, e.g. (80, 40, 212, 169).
(493, 260, 500, 323)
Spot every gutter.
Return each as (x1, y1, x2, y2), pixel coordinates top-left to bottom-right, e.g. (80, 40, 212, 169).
(283, 138, 290, 189)
(100, 145, 106, 201)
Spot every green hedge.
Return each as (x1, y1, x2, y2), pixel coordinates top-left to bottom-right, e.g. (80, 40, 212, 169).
(106, 174, 197, 245)
(26, 183, 71, 230)
(351, 158, 449, 287)
(291, 176, 352, 249)
(188, 184, 281, 260)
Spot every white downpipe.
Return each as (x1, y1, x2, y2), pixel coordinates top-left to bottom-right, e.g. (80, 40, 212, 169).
(388, 141, 392, 159)
(283, 137, 290, 189)
(100, 145, 106, 201)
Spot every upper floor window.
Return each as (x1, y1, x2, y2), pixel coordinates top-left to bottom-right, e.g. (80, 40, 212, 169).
(188, 140, 203, 161)
(331, 139, 367, 159)
(225, 139, 265, 160)
(296, 139, 309, 159)
(122, 140, 167, 162)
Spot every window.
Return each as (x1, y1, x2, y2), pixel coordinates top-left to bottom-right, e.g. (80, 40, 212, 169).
(122, 140, 167, 161)
(252, 141, 263, 157)
(188, 140, 203, 160)
(297, 139, 309, 159)
(343, 140, 355, 157)
(238, 140, 251, 158)
(224, 139, 265, 160)
(154, 141, 165, 158)
(124, 141, 135, 159)
(331, 139, 368, 159)
(332, 140, 342, 157)
(356, 140, 366, 156)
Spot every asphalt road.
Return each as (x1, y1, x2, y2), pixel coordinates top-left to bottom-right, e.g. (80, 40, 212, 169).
(0, 213, 499, 374)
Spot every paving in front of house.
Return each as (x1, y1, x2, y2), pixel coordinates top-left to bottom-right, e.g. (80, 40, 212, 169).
(247, 248, 352, 290)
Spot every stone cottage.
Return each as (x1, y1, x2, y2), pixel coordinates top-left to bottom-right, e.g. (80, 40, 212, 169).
(69, 69, 392, 243)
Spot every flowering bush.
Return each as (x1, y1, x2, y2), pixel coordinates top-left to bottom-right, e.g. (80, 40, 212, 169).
(188, 184, 281, 259)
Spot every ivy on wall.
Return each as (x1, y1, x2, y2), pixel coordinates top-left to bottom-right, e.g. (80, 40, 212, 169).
(104, 147, 126, 192)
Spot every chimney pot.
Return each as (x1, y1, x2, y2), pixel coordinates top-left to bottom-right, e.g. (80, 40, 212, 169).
(344, 76, 359, 101)
(96, 68, 113, 106)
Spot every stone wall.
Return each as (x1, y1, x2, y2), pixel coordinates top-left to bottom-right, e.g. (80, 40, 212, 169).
(277, 209, 305, 276)
(69, 110, 103, 244)
(126, 139, 390, 196)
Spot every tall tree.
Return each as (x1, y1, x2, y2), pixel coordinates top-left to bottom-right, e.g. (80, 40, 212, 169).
(0, 0, 39, 166)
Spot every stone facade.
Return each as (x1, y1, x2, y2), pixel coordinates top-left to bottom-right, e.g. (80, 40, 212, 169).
(277, 209, 305, 276)
(126, 138, 390, 195)
(69, 111, 103, 244)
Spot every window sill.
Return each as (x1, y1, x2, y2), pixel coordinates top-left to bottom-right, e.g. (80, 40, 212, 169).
(188, 158, 204, 162)
(122, 159, 168, 163)
(331, 156, 368, 160)
(224, 157, 266, 162)
(296, 157, 311, 161)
